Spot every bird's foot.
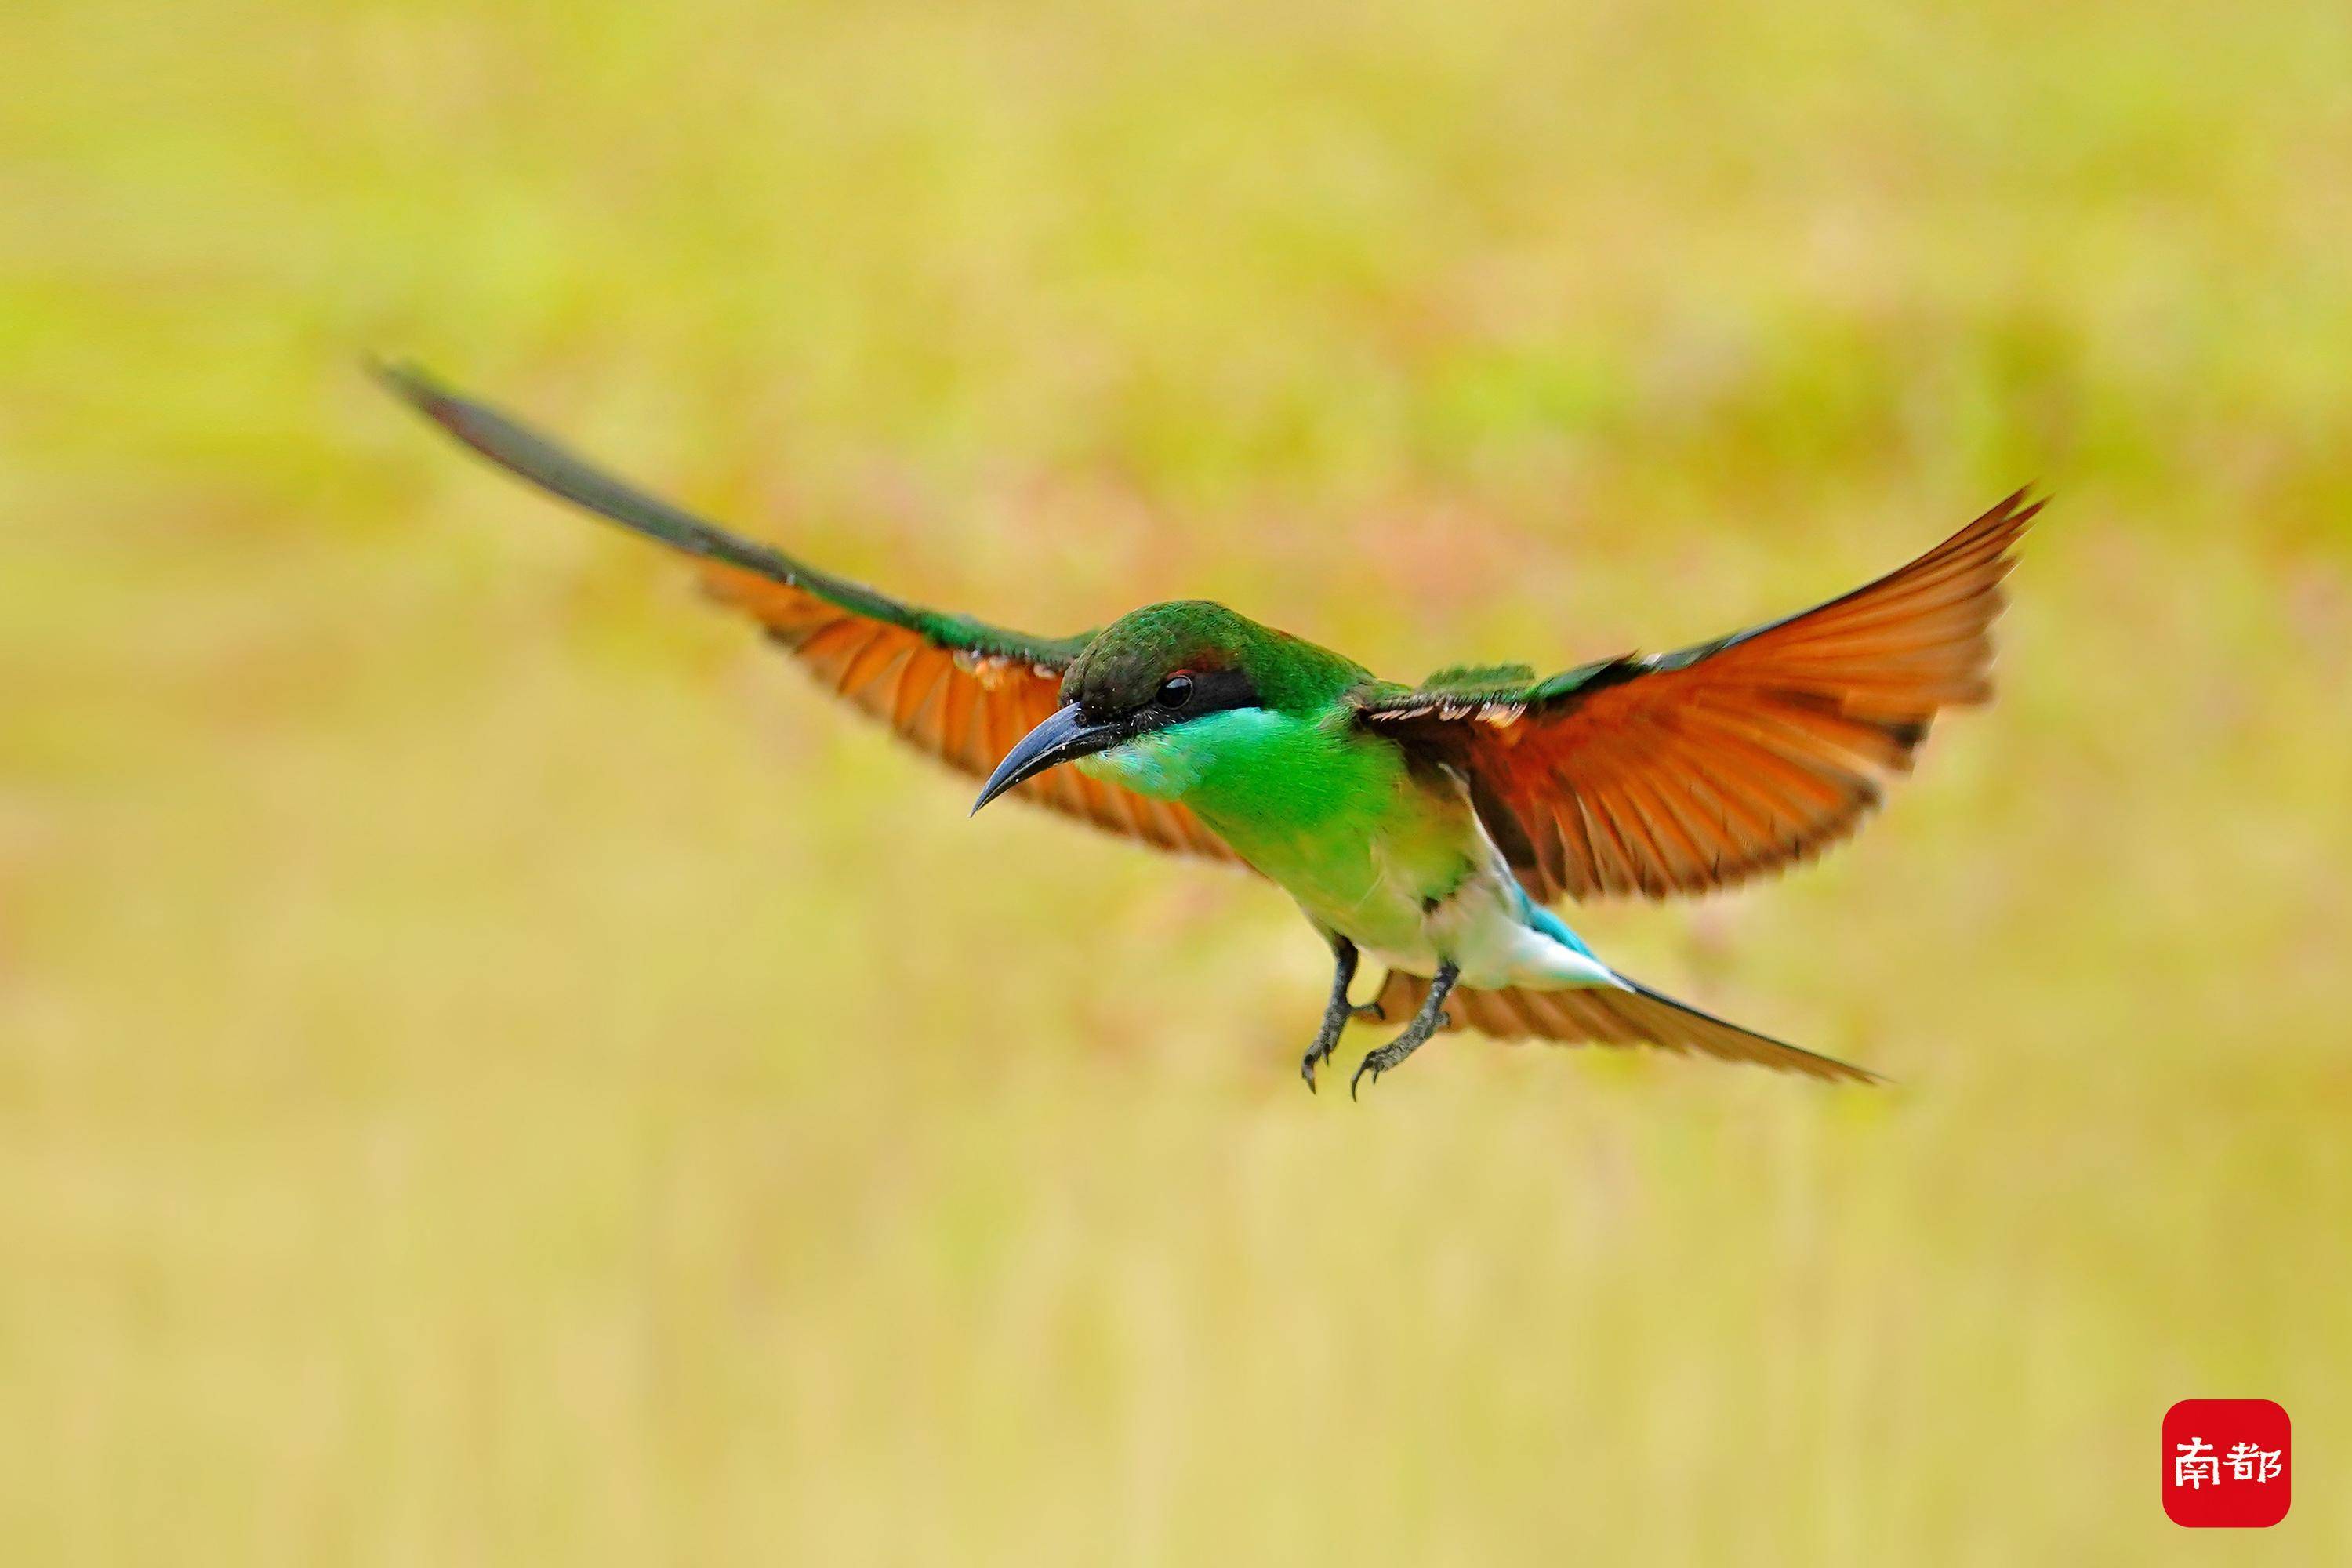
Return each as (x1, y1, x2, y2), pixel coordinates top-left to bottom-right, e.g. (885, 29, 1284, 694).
(1299, 1000, 1385, 1093)
(1348, 1003, 1455, 1100)
(1347, 1051, 1395, 1100)
(1298, 1025, 1344, 1093)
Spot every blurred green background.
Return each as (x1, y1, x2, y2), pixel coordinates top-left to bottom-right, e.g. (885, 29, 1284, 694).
(7, 0, 2350, 1561)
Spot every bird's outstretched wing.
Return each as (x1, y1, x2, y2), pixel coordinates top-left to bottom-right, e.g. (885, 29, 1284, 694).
(1370, 971, 1876, 1083)
(380, 365, 1241, 865)
(1356, 492, 2038, 902)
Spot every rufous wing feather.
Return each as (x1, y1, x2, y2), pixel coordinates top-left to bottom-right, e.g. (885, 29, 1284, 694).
(382, 365, 1243, 868)
(1358, 492, 2038, 902)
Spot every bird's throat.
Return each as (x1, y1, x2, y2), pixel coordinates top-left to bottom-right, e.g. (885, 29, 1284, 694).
(1074, 719, 1236, 800)
(1075, 706, 1357, 807)
(1079, 707, 1446, 881)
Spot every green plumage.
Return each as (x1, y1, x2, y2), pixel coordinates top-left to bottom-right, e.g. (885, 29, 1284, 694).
(1417, 662, 1537, 693)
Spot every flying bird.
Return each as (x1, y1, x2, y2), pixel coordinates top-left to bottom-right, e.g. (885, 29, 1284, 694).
(382, 365, 2034, 1095)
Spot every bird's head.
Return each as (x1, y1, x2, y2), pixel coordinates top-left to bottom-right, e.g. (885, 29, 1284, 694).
(971, 601, 1307, 814)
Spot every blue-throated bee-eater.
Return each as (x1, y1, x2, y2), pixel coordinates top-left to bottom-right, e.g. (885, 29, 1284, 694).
(383, 365, 2034, 1095)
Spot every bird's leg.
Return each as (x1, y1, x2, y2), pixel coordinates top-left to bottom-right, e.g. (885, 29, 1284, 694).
(1299, 936, 1383, 1093)
(1350, 961, 1461, 1099)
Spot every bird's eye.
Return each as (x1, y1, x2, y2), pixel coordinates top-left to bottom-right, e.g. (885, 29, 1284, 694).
(1156, 673, 1195, 709)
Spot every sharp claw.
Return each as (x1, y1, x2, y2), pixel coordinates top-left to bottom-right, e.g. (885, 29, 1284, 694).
(1301, 1030, 1341, 1094)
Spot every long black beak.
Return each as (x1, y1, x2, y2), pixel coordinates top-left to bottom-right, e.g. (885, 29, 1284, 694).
(971, 702, 1129, 815)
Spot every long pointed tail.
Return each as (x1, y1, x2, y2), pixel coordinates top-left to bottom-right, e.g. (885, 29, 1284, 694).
(1372, 970, 1878, 1084)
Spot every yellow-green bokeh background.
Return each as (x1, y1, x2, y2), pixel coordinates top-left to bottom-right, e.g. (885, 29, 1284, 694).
(8, 0, 2350, 1561)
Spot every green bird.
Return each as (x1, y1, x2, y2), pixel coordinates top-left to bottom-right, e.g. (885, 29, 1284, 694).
(383, 365, 2035, 1095)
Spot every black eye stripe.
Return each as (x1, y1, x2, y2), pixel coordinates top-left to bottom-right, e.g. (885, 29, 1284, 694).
(1152, 667, 1257, 719)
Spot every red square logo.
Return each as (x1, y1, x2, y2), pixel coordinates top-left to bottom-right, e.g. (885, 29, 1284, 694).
(2163, 1399, 2291, 1527)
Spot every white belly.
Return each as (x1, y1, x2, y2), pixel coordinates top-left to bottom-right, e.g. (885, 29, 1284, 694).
(1351, 849, 1622, 993)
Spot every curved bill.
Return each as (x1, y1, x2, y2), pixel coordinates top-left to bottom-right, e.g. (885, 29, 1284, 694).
(971, 702, 1131, 815)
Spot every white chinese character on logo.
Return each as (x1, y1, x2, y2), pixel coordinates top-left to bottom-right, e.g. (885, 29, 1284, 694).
(2223, 1441, 2284, 1483)
(2174, 1437, 2220, 1490)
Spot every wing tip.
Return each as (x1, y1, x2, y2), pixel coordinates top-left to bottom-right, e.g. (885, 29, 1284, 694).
(368, 355, 461, 425)
(1981, 485, 2049, 546)
(368, 357, 539, 471)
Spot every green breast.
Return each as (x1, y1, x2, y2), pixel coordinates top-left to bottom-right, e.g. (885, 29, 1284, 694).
(1077, 708, 1477, 947)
